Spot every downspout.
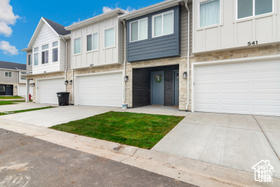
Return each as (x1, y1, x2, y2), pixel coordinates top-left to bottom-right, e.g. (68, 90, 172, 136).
(72, 69, 74, 104)
(122, 20, 127, 104)
(184, 1, 190, 111)
(60, 36, 68, 91)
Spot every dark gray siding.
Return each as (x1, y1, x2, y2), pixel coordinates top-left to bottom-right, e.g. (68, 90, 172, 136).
(127, 6, 180, 62)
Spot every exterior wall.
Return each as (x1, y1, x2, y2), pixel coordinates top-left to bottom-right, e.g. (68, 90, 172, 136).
(127, 6, 180, 62)
(26, 51, 33, 73)
(189, 44, 280, 111)
(193, 0, 280, 53)
(125, 57, 188, 110)
(32, 23, 62, 74)
(181, 3, 192, 56)
(0, 69, 18, 84)
(71, 16, 122, 69)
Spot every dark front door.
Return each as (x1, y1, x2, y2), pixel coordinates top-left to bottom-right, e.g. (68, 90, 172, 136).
(151, 71, 164, 105)
(5, 85, 13, 95)
(173, 70, 179, 106)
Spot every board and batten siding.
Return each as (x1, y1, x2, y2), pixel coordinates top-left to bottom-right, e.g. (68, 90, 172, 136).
(32, 23, 63, 74)
(180, 3, 192, 57)
(127, 6, 180, 62)
(193, 0, 280, 53)
(71, 16, 123, 69)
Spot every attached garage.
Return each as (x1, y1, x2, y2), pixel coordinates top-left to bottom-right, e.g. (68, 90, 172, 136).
(18, 85, 33, 98)
(37, 78, 65, 104)
(75, 72, 122, 107)
(193, 58, 280, 116)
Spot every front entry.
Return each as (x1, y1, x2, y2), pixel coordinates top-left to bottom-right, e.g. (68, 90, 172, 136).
(173, 70, 179, 106)
(5, 85, 13, 95)
(151, 71, 164, 105)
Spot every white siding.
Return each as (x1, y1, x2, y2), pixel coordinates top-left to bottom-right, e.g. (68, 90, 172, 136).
(193, 0, 280, 53)
(32, 23, 62, 74)
(71, 17, 122, 69)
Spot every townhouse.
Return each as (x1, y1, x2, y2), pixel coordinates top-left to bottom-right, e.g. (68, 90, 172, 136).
(0, 61, 29, 97)
(23, 0, 280, 116)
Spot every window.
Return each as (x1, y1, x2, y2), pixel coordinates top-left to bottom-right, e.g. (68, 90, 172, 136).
(34, 47, 38, 66)
(130, 18, 148, 42)
(74, 38, 81, 54)
(200, 0, 220, 28)
(5, 72, 12, 77)
(52, 41, 58, 62)
(104, 28, 115, 48)
(87, 33, 98, 51)
(28, 54, 32, 65)
(237, 0, 273, 19)
(42, 44, 49, 64)
(0, 85, 5, 92)
(152, 10, 174, 37)
(21, 72, 26, 80)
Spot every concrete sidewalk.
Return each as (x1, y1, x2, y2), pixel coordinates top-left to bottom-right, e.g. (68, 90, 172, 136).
(1, 118, 279, 187)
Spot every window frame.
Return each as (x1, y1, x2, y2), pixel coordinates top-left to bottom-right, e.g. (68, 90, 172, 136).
(4, 71, 12, 78)
(41, 44, 49, 64)
(152, 10, 174, 38)
(74, 37, 82, 55)
(104, 27, 116, 49)
(130, 17, 148, 43)
(34, 47, 39, 66)
(198, 0, 222, 29)
(236, 0, 274, 21)
(86, 32, 99, 52)
(28, 54, 32, 65)
(52, 41, 59, 62)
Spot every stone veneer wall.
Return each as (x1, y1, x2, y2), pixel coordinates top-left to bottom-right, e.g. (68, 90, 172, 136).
(125, 57, 188, 110)
(188, 44, 280, 111)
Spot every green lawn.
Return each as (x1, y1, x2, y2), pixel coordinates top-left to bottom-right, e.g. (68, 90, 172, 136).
(0, 106, 54, 116)
(0, 100, 25, 105)
(0, 96, 24, 99)
(51, 111, 184, 149)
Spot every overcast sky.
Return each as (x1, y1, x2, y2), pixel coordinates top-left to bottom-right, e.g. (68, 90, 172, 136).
(0, 0, 163, 64)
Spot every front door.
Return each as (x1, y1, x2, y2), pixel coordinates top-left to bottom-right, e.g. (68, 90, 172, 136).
(151, 71, 164, 105)
(5, 85, 13, 95)
(173, 70, 179, 106)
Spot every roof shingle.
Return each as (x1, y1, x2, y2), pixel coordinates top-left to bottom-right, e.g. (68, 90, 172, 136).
(43, 17, 70, 36)
(0, 61, 26, 70)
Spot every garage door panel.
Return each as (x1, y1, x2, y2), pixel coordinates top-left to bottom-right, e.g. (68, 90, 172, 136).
(76, 73, 122, 107)
(194, 59, 280, 116)
(38, 78, 65, 104)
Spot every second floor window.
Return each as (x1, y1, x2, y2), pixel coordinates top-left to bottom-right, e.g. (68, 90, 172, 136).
(52, 41, 58, 62)
(130, 18, 148, 42)
(87, 33, 98, 51)
(5, 72, 12, 77)
(152, 10, 174, 38)
(237, 0, 273, 19)
(34, 47, 38, 66)
(42, 44, 49, 64)
(104, 28, 115, 48)
(200, 0, 220, 28)
(74, 38, 81, 54)
(28, 54, 32, 65)
(21, 72, 26, 80)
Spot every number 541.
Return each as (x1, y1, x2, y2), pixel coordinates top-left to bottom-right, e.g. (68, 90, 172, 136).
(248, 41, 258, 46)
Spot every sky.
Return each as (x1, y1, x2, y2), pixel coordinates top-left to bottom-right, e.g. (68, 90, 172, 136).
(0, 0, 163, 64)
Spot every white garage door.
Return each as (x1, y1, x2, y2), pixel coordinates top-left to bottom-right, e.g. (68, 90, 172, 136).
(194, 59, 280, 116)
(37, 78, 65, 104)
(18, 85, 34, 98)
(75, 72, 122, 107)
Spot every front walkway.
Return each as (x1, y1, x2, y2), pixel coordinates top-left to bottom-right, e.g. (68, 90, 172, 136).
(152, 112, 280, 179)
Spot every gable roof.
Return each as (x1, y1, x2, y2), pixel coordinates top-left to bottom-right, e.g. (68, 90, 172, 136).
(0, 61, 26, 70)
(66, 8, 126, 30)
(27, 17, 70, 48)
(43, 18, 71, 36)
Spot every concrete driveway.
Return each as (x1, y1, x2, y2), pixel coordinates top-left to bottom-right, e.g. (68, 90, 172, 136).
(0, 103, 52, 113)
(0, 104, 119, 127)
(152, 112, 280, 179)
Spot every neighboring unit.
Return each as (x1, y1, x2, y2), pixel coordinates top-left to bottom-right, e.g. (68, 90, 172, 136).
(191, 0, 280, 116)
(0, 61, 31, 97)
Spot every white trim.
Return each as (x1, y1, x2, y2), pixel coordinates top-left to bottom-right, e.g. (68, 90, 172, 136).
(197, 0, 223, 30)
(152, 10, 174, 38)
(129, 17, 148, 43)
(4, 71, 13, 78)
(104, 27, 116, 49)
(36, 76, 65, 103)
(236, 0, 274, 21)
(191, 54, 280, 112)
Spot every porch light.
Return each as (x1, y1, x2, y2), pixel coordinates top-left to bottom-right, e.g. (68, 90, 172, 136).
(31, 83, 35, 86)
(64, 80, 68, 85)
(183, 72, 188, 79)
(124, 76, 129, 82)
(69, 80, 73, 85)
